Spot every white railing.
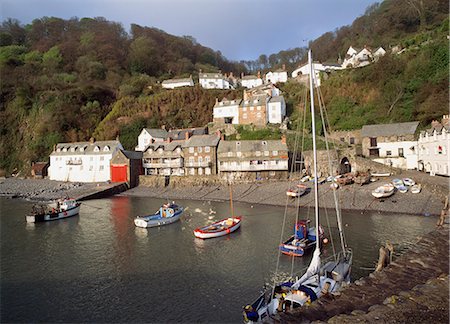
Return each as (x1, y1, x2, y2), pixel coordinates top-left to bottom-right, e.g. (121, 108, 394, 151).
(143, 161, 183, 168)
(219, 164, 287, 171)
(184, 161, 212, 167)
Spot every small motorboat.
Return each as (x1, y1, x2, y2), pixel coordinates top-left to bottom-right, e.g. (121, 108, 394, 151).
(286, 184, 308, 197)
(300, 176, 311, 182)
(26, 198, 81, 223)
(372, 183, 395, 198)
(279, 220, 324, 257)
(392, 178, 404, 189)
(194, 216, 242, 239)
(402, 178, 415, 186)
(134, 202, 183, 228)
(411, 184, 422, 194)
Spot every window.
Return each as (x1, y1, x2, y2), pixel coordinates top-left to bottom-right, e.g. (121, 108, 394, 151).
(243, 113, 248, 119)
(189, 147, 194, 153)
(198, 156, 203, 163)
(100, 156, 104, 161)
(237, 151, 242, 157)
(99, 165, 104, 171)
(256, 112, 261, 118)
(205, 156, 211, 163)
(228, 151, 233, 157)
(386, 150, 392, 156)
(370, 137, 377, 147)
(264, 151, 269, 156)
(257, 106, 261, 111)
(94, 146, 100, 152)
(103, 146, 110, 152)
(89, 166, 93, 171)
(198, 147, 202, 153)
(198, 168, 203, 175)
(250, 106, 254, 111)
(256, 151, 261, 156)
(189, 157, 194, 164)
(398, 148, 404, 157)
(273, 151, 278, 156)
(340, 138, 345, 142)
(350, 137, 355, 144)
(205, 146, 210, 153)
(243, 107, 247, 111)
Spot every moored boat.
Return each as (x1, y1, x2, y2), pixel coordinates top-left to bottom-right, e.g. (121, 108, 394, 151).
(279, 220, 324, 257)
(194, 217, 242, 239)
(372, 183, 395, 198)
(134, 202, 183, 228)
(370, 172, 391, 177)
(286, 184, 308, 197)
(402, 178, 415, 186)
(26, 198, 81, 223)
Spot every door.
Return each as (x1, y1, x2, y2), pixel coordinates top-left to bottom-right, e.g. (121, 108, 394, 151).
(111, 165, 127, 183)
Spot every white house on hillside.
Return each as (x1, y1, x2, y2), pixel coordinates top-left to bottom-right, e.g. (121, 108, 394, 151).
(199, 72, 232, 89)
(267, 96, 286, 124)
(418, 115, 450, 176)
(161, 77, 194, 89)
(265, 66, 288, 84)
(342, 46, 386, 68)
(213, 98, 242, 125)
(241, 74, 263, 88)
(135, 128, 168, 151)
(49, 140, 123, 182)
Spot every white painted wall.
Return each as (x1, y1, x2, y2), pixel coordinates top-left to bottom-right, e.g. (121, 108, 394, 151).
(373, 141, 418, 170)
(162, 80, 194, 89)
(136, 130, 165, 151)
(267, 98, 286, 124)
(418, 131, 450, 176)
(265, 71, 288, 84)
(241, 78, 263, 88)
(213, 104, 240, 124)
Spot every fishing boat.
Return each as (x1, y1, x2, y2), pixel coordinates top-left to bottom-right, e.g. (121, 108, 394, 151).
(354, 173, 371, 186)
(194, 217, 241, 239)
(134, 202, 183, 228)
(286, 184, 308, 197)
(372, 183, 395, 198)
(26, 198, 81, 223)
(336, 174, 354, 186)
(194, 185, 242, 239)
(243, 50, 352, 323)
(402, 178, 415, 186)
(279, 220, 324, 257)
(411, 184, 422, 194)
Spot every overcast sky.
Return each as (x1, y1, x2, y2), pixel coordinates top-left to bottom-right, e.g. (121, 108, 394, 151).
(1, 0, 379, 61)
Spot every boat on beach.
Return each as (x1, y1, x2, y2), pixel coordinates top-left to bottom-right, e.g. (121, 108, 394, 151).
(279, 220, 324, 257)
(286, 184, 308, 197)
(194, 217, 241, 239)
(411, 184, 422, 194)
(392, 178, 404, 189)
(402, 178, 415, 186)
(134, 202, 183, 228)
(370, 172, 391, 177)
(372, 183, 395, 198)
(26, 198, 81, 223)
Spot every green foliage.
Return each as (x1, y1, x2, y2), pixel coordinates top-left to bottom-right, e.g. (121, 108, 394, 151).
(119, 118, 147, 150)
(42, 46, 62, 73)
(228, 125, 282, 140)
(0, 45, 26, 66)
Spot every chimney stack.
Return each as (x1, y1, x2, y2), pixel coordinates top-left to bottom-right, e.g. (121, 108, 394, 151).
(185, 131, 190, 141)
(257, 71, 261, 78)
(89, 137, 95, 144)
(241, 72, 244, 79)
(282, 64, 286, 71)
(442, 115, 449, 126)
(166, 137, 172, 143)
(281, 135, 287, 144)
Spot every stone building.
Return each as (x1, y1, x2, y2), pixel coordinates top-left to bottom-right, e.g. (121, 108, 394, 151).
(328, 130, 362, 146)
(183, 133, 221, 176)
(239, 95, 268, 126)
(217, 138, 289, 181)
(142, 140, 184, 176)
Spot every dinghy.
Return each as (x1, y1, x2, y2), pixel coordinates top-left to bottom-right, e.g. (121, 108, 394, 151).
(279, 220, 324, 257)
(194, 217, 241, 239)
(372, 183, 395, 198)
(411, 184, 422, 194)
(286, 184, 308, 197)
(134, 202, 183, 228)
(402, 178, 415, 186)
(392, 178, 404, 189)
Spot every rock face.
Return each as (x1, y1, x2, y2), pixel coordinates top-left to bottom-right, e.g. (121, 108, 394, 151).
(276, 226, 449, 323)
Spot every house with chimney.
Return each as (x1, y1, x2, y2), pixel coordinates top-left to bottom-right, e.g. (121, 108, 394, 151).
(417, 115, 450, 176)
(136, 128, 168, 151)
(217, 137, 289, 181)
(142, 140, 185, 176)
(342, 46, 386, 68)
(161, 76, 194, 89)
(361, 121, 419, 170)
(49, 139, 123, 182)
(240, 95, 269, 127)
(199, 72, 232, 89)
(213, 98, 242, 125)
(183, 133, 221, 176)
(265, 65, 288, 84)
(240, 73, 263, 89)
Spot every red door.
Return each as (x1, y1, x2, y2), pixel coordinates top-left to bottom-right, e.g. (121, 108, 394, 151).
(111, 165, 127, 183)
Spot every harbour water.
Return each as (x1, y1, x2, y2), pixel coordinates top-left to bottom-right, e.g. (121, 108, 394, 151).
(0, 196, 436, 323)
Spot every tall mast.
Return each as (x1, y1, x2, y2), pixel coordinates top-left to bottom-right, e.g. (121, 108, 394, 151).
(308, 50, 320, 253)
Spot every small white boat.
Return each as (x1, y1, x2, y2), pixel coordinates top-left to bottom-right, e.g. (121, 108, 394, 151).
(411, 184, 422, 194)
(286, 184, 307, 197)
(372, 183, 395, 198)
(134, 202, 183, 228)
(371, 172, 391, 177)
(398, 185, 408, 193)
(194, 217, 241, 239)
(26, 198, 81, 223)
(300, 176, 311, 182)
(402, 178, 415, 186)
(392, 178, 404, 189)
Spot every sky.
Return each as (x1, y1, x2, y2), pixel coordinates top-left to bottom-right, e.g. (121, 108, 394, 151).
(1, 0, 380, 61)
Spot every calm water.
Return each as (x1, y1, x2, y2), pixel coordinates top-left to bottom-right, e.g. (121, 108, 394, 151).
(0, 196, 435, 323)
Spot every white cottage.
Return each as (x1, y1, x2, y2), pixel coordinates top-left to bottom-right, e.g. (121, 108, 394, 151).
(265, 66, 288, 84)
(213, 98, 242, 125)
(240, 74, 263, 89)
(267, 96, 286, 124)
(135, 128, 168, 151)
(49, 140, 123, 182)
(161, 77, 194, 89)
(199, 72, 232, 89)
(418, 116, 450, 176)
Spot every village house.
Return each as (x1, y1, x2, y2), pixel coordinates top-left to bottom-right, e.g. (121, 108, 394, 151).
(167, 127, 208, 140)
(161, 76, 194, 89)
(361, 121, 419, 170)
(142, 140, 184, 176)
(243, 83, 280, 100)
(417, 115, 450, 176)
(267, 96, 286, 124)
(213, 98, 242, 125)
(328, 130, 362, 146)
(265, 65, 288, 84)
(342, 46, 386, 68)
(199, 72, 232, 89)
(110, 150, 143, 188)
(217, 137, 289, 181)
(240, 73, 263, 89)
(240, 95, 269, 127)
(135, 128, 168, 151)
(49, 139, 123, 182)
(183, 133, 221, 176)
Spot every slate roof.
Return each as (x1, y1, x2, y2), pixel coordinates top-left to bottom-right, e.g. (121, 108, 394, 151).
(161, 77, 193, 85)
(168, 127, 208, 140)
(183, 134, 220, 148)
(361, 122, 419, 137)
(143, 142, 183, 158)
(242, 75, 259, 80)
(199, 73, 224, 80)
(144, 128, 168, 139)
(268, 95, 285, 103)
(51, 140, 122, 156)
(214, 98, 242, 108)
(242, 95, 267, 107)
(121, 150, 143, 160)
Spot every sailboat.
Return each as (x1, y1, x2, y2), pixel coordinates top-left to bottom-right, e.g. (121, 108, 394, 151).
(193, 184, 242, 239)
(243, 50, 352, 323)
